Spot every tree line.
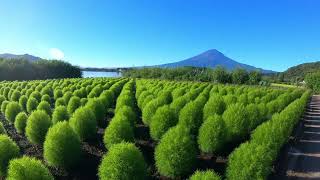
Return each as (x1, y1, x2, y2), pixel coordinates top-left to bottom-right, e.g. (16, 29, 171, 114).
(0, 58, 82, 81)
(123, 66, 264, 85)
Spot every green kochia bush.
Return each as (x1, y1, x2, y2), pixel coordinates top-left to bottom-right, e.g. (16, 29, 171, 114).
(55, 97, 66, 107)
(98, 142, 147, 180)
(37, 101, 52, 116)
(10, 90, 21, 102)
(155, 126, 197, 178)
(0, 96, 5, 108)
(26, 110, 52, 144)
(69, 107, 97, 141)
(0, 122, 6, 135)
(44, 121, 81, 169)
(222, 103, 248, 141)
(5, 102, 22, 123)
(150, 105, 177, 141)
(189, 170, 221, 180)
(198, 115, 226, 154)
(85, 98, 106, 126)
(67, 96, 81, 114)
(7, 156, 54, 180)
(26, 97, 38, 114)
(103, 117, 134, 149)
(1, 101, 9, 115)
(52, 106, 69, 124)
(203, 95, 226, 120)
(0, 135, 20, 177)
(14, 112, 28, 134)
(18, 95, 28, 111)
(41, 94, 51, 104)
(115, 106, 137, 126)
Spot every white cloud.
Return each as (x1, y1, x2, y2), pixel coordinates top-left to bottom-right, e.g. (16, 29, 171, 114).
(49, 48, 64, 60)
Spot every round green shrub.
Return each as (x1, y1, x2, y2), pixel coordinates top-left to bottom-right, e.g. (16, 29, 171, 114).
(198, 115, 226, 153)
(14, 112, 28, 134)
(189, 170, 221, 180)
(29, 91, 41, 102)
(155, 126, 197, 178)
(115, 106, 137, 126)
(103, 117, 134, 149)
(1, 101, 9, 114)
(62, 91, 73, 105)
(222, 103, 248, 141)
(69, 107, 97, 141)
(67, 96, 81, 114)
(37, 101, 52, 116)
(7, 156, 54, 180)
(44, 121, 81, 169)
(52, 106, 69, 124)
(80, 98, 88, 106)
(54, 89, 63, 100)
(55, 97, 66, 107)
(26, 97, 38, 114)
(150, 105, 177, 141)
(0, 122, 6, 135)
(26, 110, 52, 144)
(99, 90, 114, 108)
(0, 135, 20, 177)
(18, 95, 28, 111)
(0, 96, 6, 108)
(246, 103, 261, 131)
(41, 94, 51, 104)
(203, 95, 226, 120)
(85, 98, 106, 126)
(5, 102, 22, 123)
(178, 100, 204, 134)
(10, 90, 21, 102)
(98, 142, 147, 180)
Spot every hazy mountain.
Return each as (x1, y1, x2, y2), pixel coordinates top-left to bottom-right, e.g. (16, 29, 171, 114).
(158, 49, 275, 73)
(0, 53, 41, 62)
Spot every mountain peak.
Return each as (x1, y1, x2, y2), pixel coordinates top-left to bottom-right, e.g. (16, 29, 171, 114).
(0, 53, 41, 62)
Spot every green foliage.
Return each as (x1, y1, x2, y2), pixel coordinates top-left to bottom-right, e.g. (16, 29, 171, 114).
(14, 112, 28, 134)
(69, 107, 97, 141)
(52, 106, 69, 124)
(1, 101, 9, 114)
(212, 66, 231, 83)
(85, 98, 106, 126)
(115, 106, 137, 126)
(41, 94, 51, 104)
(26, 110, 52, 144)
(80, 98, 88, 106)
(0, 122, 6, 135)
(103, 117, 134, 149)
(7, 156, 54, 180)
(246, 103, 261, 130)
(203, 95, 226, 120)
(232, 68, 249, 84)
(0, 135, 20, 177)
(150, 105, 177, 141)
(44, 121, 81, 169)
(55, 97, 66, 107)
(248, 71, 262, 85)
(189, 170, 221, 180)
(26, 97, 38, 114)
(155, 126, 197, 178)
(18, 95, 28, 111)
(305, 72, 320, 93)
(37, 101, 52, 116)
(67, 96, 81, 114)
(10, 90, 21, 102)
(54, 89, 63, 100)
(198, 115, 226, 153)
(98, 142, 147, 180)
(29, 91, 41, 102)
(62, 91, 73, 105)
(5, 102, 22, 123)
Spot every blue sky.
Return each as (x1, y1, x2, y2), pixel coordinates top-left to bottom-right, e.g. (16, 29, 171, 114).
(0, 0, 319, 71)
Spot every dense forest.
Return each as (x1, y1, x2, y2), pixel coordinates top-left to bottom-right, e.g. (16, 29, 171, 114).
(123, 66, 264, 85)
(0, 58, 82, 81)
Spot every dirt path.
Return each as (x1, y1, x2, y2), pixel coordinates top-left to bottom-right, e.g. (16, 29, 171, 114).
(271, 95, 320, 180)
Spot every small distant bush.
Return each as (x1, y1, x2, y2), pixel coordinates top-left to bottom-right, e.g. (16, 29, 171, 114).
(189, 170, 221, 180)
(0, 122, 6, 135)
(246, 103, 261, 131)
(62, 91, 73, 104)
(0, 96, 5, 108)
(18, 95, 28, 111)
(85, 98, 106, 126)
(52, 106, 69, 124)
(223, 94, 237, 106)
(37, 101, 52, 116)
(7, 156, 54, 180)
(5, 102, 22, 123)
(0, 135, 20, 177)
(41, 94, 51, 104)
(80, 98, 88, 106)
(99, 90, 114, 108)
(14, 112, 28, 134)
(69, 107, 97, 141)
(44, 121, 81, 169)
(203, 95, 226, 120)
(1, 101, 9, 114)
(178, 100, 204, 134)
(54, 89, 63, 100)
(55, 97, 66, 107)
(67, 96, 81, 114)
(26, 110, 52, 144)
(26, 97, 38, 114)
(98, 142, 147, 180)
(150, 105, 177, 141)
(198, 115, 226, 153)
(142, 93, 171, 125)
(103, 117, 134, 149)
(10, 90, 21, 102)
(155, 126, 197, 178)
(29, 91, 41, 102)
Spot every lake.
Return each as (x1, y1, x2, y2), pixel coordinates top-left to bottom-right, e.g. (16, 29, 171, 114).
(82, 71, 122, 78)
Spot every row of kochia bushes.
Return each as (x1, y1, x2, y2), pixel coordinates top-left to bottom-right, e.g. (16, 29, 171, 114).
(0, 78, 132, 179)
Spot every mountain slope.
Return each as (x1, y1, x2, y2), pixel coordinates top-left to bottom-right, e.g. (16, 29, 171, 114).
(0, 53, 41, 62)
(282, 61, 320, 81)
(158, 49, 274, 73)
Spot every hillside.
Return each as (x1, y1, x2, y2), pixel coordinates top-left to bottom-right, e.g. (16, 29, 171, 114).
(0, 53, 41, 62)
(158, 49, 275, 74)
(282, 61, 320, 81)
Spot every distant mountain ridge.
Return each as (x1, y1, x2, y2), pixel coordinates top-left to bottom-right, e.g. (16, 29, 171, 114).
(282, 61, 320, 81)
(0, 53, 41, 62)
(158, 49, 275, 74)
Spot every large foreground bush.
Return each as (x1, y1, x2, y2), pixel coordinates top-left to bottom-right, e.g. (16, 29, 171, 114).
(0, 135, 20, 177)
(44, 121, 81, 169)
(189, 170, 221, 180)
(98, 142, 147, 180)
(26, 110, 52, 144)
(7, 156, 54, 180)
(85, 98, 106, 126)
